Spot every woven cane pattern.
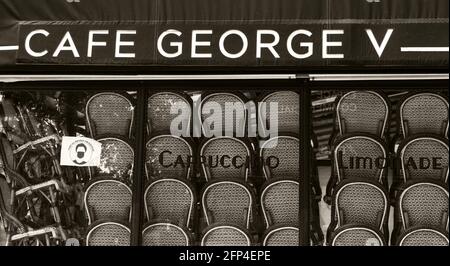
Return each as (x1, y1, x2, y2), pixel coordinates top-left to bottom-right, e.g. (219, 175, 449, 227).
(261, 91, 299, 134)
(87, 93, 133, 137)
(145, 179, 193, 226)
(261, 137, 299, 179)
(332, 227, 383, 246)
(401, 94, 448, 137)
(85, 180, 132, 222)
(201, 137, 249, 180)
(263, 227, 299, 246)
(401, 138, 448, 181)
(261, 181, 299, 227)
(399, 229, 449, 246)
(97, 138, 134, 184)
(400, 183, 448, 229)
(336, 183, 387, 228)
(86, 223, 130, 246)
(202, 226, 250, 246)
(337, 91, 388, 136)
(146, 136, 192, 180)
(148, 93, 191, 134)
(142, 223, 189, 246)
(203, 182, 251, 227)
(335, 137, 385, 181)
(201, 94, 246, 136)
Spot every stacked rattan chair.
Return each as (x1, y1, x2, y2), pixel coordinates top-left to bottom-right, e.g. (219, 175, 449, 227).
(258, 91, 315, 246)
(325, 91, 449, 246)
(325, 91, 392, 246)
(142, 91, 196, 246)
(84, 92, 135, 246)
(390, 92, 449, 246)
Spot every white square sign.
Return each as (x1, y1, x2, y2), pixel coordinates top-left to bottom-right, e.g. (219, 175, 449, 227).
(60, 136, 102, 167)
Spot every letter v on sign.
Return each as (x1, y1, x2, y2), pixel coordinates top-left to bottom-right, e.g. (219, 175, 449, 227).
(365, 29, 394, 58)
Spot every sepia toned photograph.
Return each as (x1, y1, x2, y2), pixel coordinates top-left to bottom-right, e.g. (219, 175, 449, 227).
(0, 0, 448, 261)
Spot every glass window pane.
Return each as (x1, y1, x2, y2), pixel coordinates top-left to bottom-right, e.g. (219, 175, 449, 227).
(311, 88, 448, 246)
(0, 90, 137, 246)
(143, 89, 304, 246)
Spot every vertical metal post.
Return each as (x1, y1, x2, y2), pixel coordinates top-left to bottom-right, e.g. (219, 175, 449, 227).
(299, 86, 311, 246)
(130, 87, 147, 245)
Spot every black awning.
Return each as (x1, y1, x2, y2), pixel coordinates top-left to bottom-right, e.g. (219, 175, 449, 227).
(0, 0, 448, 68)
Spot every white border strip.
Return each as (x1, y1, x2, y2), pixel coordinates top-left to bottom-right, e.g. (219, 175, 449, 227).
(401, 47, 449, 52)
(310, 74, 449, 81)
(0, 74, 448, 83)
(0, 45, 19, 51)
(0, 74, 296, 83)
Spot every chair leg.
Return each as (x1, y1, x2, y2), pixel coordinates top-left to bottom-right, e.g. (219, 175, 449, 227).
(310, 194, 324, 246)
(324, 176, 335, 205)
